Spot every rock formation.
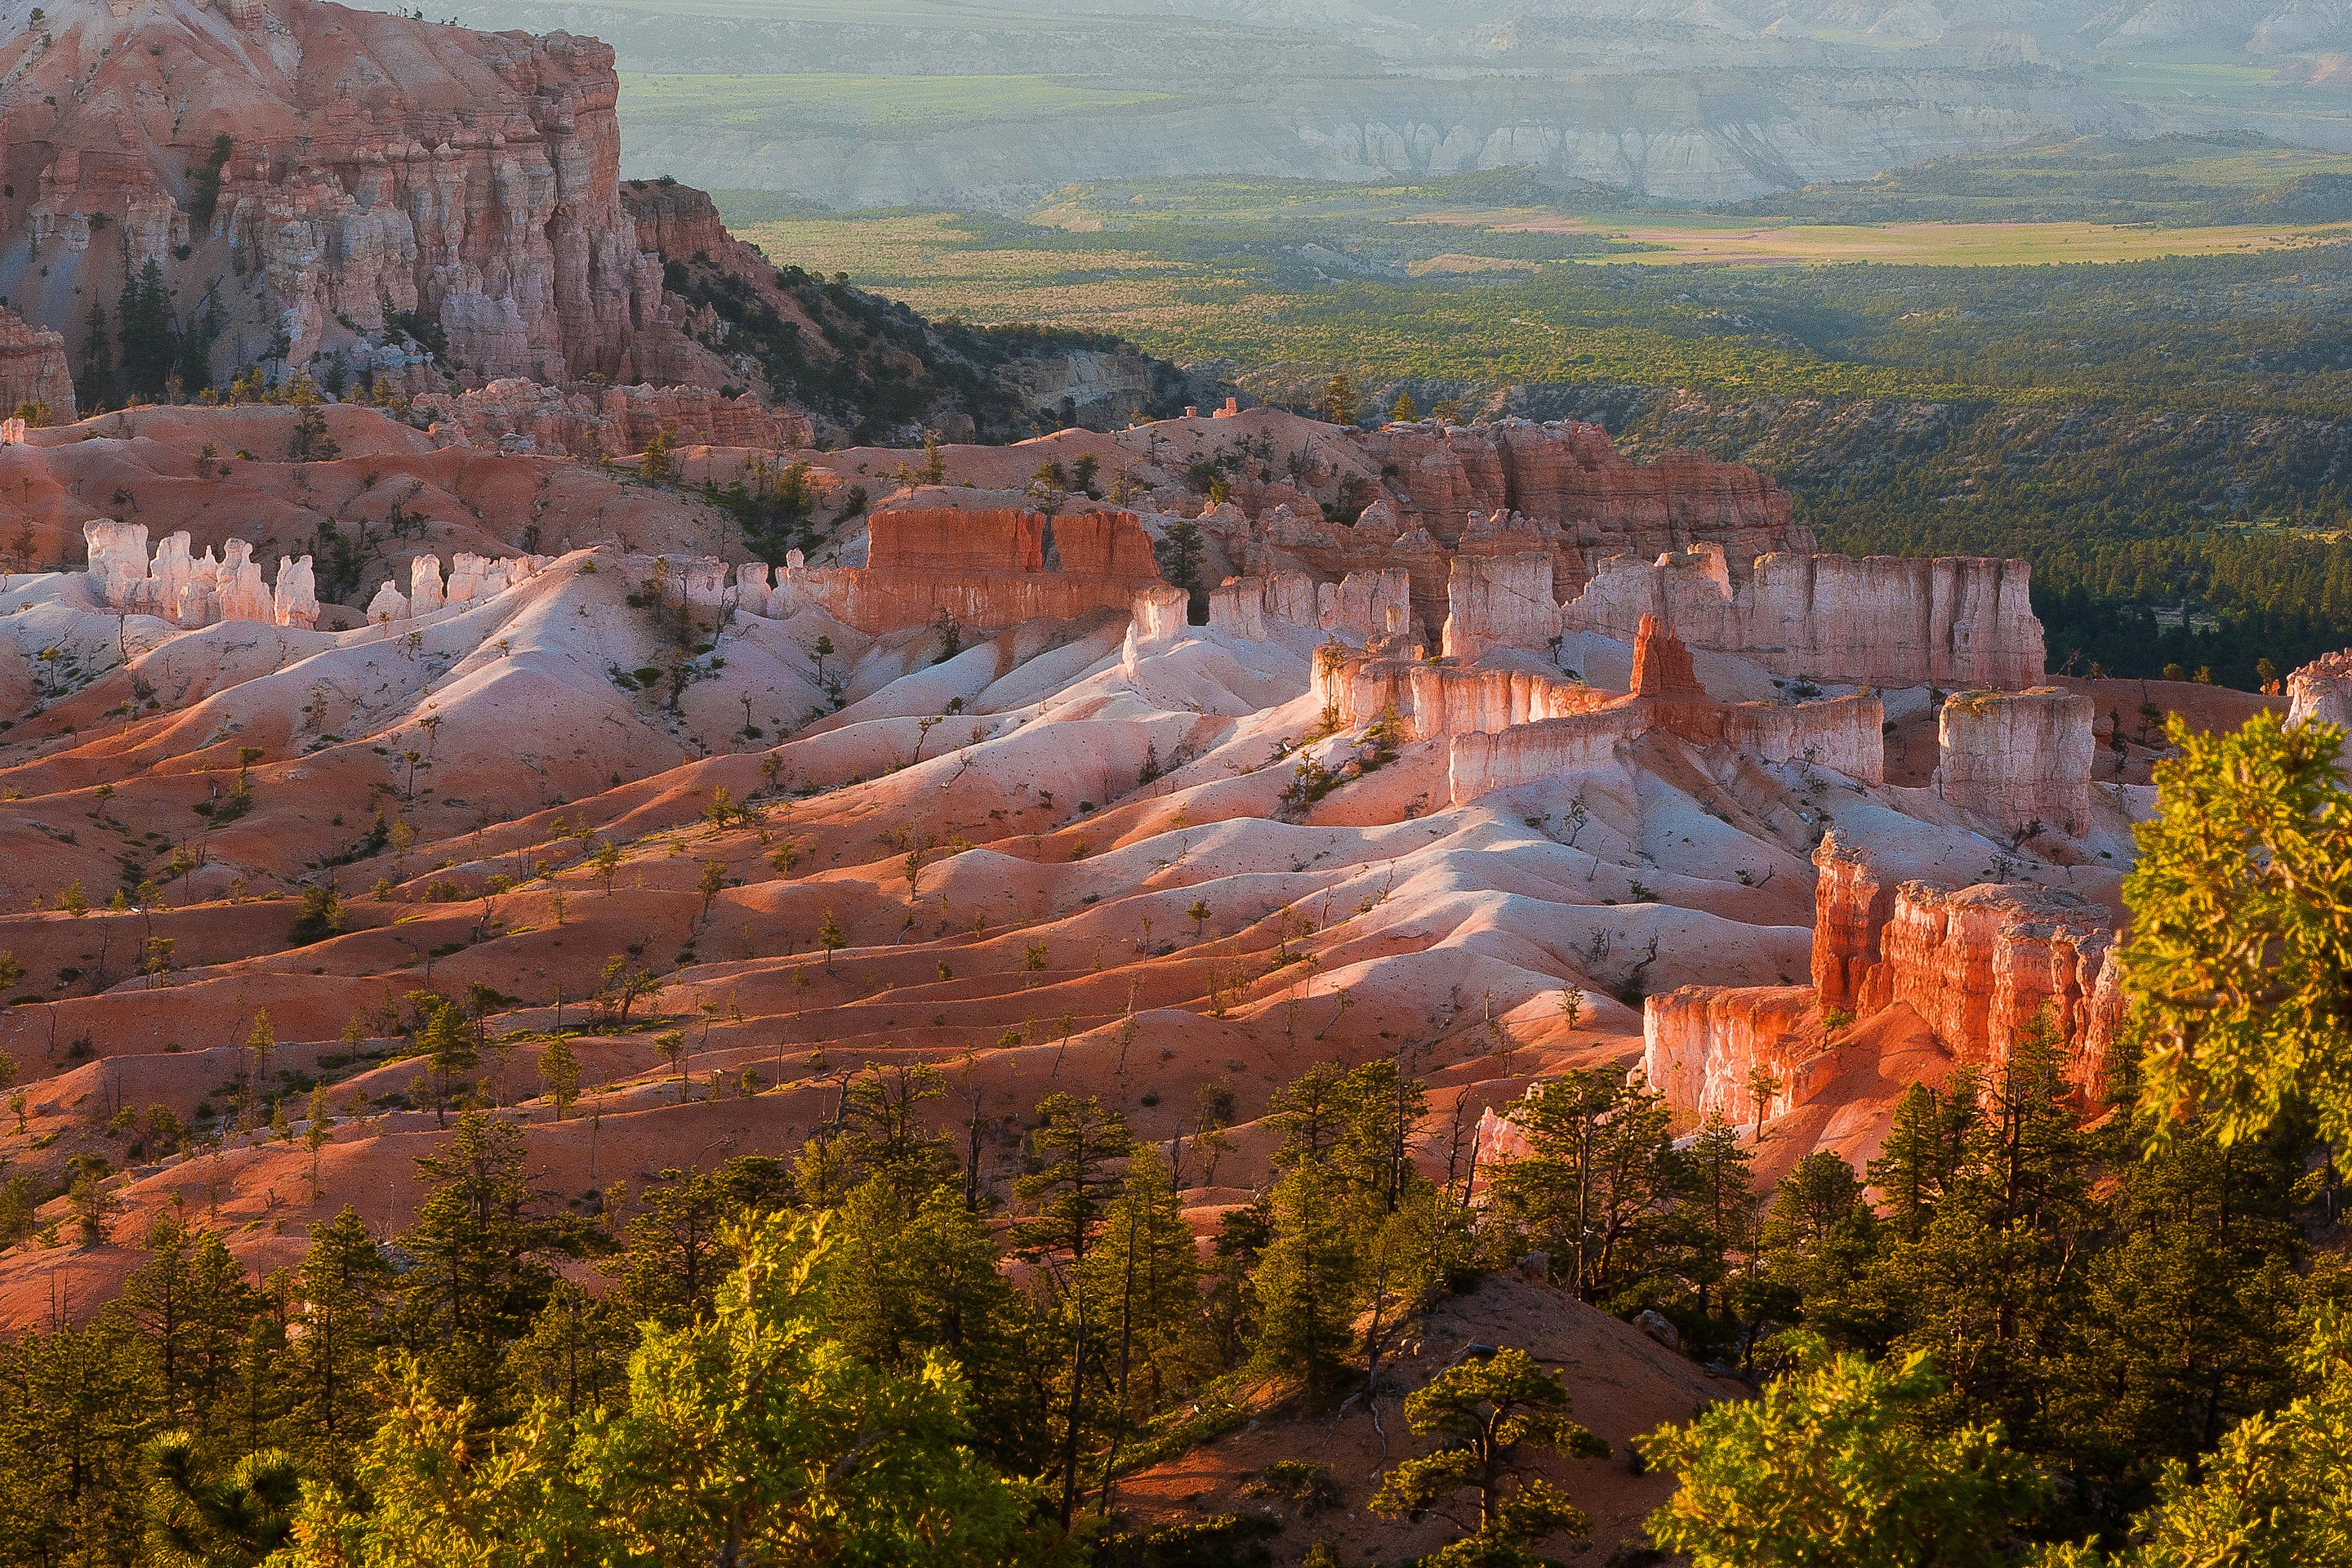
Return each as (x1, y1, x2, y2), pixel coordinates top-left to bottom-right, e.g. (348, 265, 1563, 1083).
(782, 506, 1163, 635)
(1933, 688, 2096, 839)
(2287, 649, 2352, 734)
(1357, 420, 1809, 592)
(1646, 833, 2127, 1133)
(1, 0, 663, 386)
(0, 307, 74, 423)
(1441, 552, 1558, 661)
(1557, 546, 2046, 692)
(1443, 618, 1884, 804)
(416, 380, 813, 458)
(82, 522, 314, 629)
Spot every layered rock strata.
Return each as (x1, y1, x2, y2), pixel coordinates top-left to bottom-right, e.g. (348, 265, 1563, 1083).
(1, 0, 665, 385)
(1557, 545, 2046, 691)
(0, 307, 74, 422)
(783, 507, 1162, 635)
(1355, 419, 1808, 592)
(1933, 688, 2096, 839)
(1645, 834, 2127, 1131)
(1441, 552, 1559, 661)
(1443, 618, 1884, 804)
(416, 380, 813, 458)
(1312, 650, 1615, 742)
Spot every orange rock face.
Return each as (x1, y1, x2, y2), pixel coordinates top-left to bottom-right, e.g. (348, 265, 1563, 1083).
(866, 509, 1049, 574)
(416, 380, 813, 458)
(786, 506, 1161, 635)
(1807, 833, 2119, 1086)
(1630, 613, 1704, 698)
(2287, 648, 2352, 734)
(0, 306, 74, 423)
(0, 0, 662, 385)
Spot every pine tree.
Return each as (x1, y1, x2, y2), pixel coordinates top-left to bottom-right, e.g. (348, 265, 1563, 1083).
(280, 1208, 392, 1480)
(393, 1112, 555, 1412)
(538, 1036, 580, 1121)
(1250, 1162, 1362, 1407)
(421, 1003, 477, 1129)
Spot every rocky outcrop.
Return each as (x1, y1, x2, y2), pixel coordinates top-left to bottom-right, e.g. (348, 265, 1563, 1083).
(1558, 546, 2046, 691)
(1934, 688, 2096, 839)
(364, 551, 550, 626)
(83, 521, 314, 630)
(1642, 986, 1820, 1128)
(0, 308, 74, 422)
(1878, 880, 2117, 1082)
(1358, 420, 1808, 590)
(1, 0, 663, 388)
(1812, 831, 1898, 1011)
(1806, 833, 2121, 1085)
(416, 380, 813, 458)
(1312, 649, 1615, 741)
(2287, 649, 2352, 734)
(1442, 617, 1882, 803)
(783, 506, 1162, 635)
(1441, 552, 1558, 661)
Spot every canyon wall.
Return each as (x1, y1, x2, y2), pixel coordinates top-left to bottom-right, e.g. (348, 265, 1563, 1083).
(1312, 650, 1615, 741)
(1557, 545, 2046, 691)
(1934, 688, 2096, 839)
(784, 506, 1161, 635)
(1356, 419, 1808, 589)
(0, 0, 664, 386)
(1642, 985, 1822, 1128)
(1808, 831, 2120, 1087)
(1646, 832, 2127, 1133)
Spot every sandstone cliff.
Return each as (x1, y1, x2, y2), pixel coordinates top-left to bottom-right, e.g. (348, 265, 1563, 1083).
(0, 307, 74, 424)
(2287, 648, 2352, 734)
(0, 0, 666, 388)
(1557, 543, 2046, 692)
(1933, 688, 2096, 839)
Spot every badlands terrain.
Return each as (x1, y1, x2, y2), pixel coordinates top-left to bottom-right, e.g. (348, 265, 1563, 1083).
(0, 386, 2282, 1343)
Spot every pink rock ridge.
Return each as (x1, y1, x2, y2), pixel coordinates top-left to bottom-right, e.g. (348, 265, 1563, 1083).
(1, 0, 666, 385)
(782, 507, 1164, 635)
(1441, 617, 1886, 806)
(1639, 831, 2125, 1133)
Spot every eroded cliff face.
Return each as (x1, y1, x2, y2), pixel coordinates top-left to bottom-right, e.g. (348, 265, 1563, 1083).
(0, 308, 74, 424)
(1808, 831, 2120, 1083)
(1645, 830, 2127, 1134)
(1358, 420, 1811, 597)
(0, 0, 661, 386)
(784, 505, 1163, 635)
(1557, 542, 2046, 692)
(1934, 688, 2096, 839)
